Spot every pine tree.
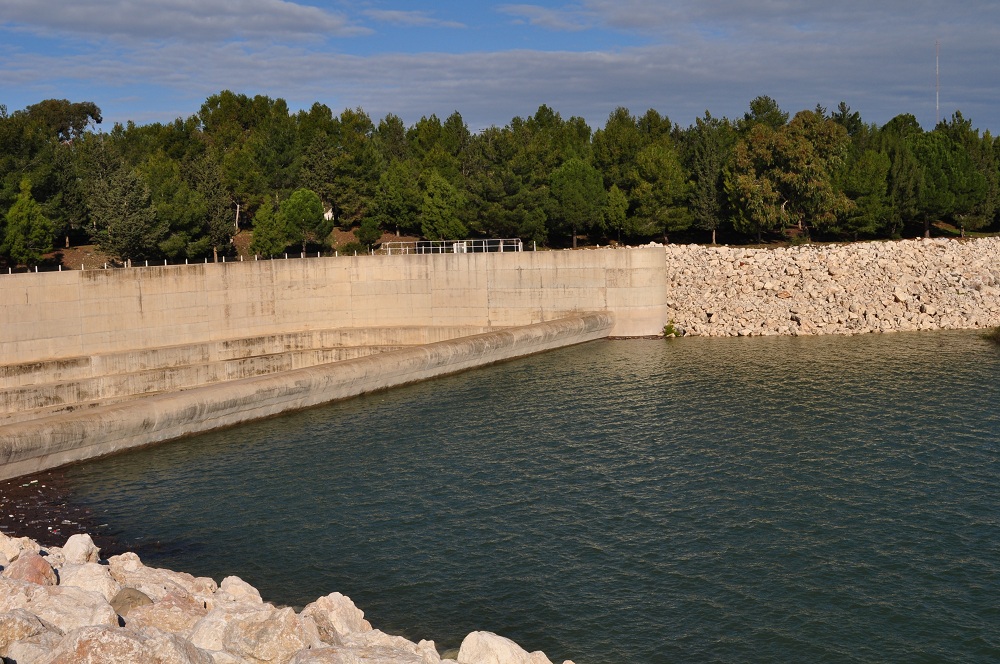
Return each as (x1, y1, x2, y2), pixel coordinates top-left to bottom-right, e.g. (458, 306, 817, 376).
(2, 179, 54, 266)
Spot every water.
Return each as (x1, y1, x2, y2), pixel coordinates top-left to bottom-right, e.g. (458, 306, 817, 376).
(63, 331, 1000, 662)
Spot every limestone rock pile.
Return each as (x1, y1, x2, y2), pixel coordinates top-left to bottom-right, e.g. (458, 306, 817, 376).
(662, 237, 1000, 337)
(0, 533, 573, 664)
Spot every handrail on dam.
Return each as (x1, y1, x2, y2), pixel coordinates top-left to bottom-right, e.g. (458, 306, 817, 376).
(3, 238, 526, 275)
(380, 238, 524, 255)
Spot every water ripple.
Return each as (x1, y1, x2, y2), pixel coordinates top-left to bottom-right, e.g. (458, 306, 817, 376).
(64, 331, 1000, 663)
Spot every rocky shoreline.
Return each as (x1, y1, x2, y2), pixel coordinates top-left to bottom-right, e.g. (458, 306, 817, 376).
(662, 237, 1000, 337)
(0, 532, 572, 663)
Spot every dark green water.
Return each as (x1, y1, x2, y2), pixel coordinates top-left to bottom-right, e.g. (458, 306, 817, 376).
(63, 331, 1000, 663)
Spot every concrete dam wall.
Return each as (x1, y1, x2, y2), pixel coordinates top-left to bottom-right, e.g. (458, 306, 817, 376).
(0, 247, 667, 366)
(0, 248, 666, 479)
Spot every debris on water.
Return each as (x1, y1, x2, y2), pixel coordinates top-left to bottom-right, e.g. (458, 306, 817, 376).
(0, 469, 121, 553)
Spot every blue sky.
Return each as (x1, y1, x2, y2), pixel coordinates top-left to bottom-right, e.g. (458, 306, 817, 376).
(2, 1, 999, 134)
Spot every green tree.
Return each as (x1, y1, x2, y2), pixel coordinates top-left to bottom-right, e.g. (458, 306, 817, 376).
(1, 179, 54, 266)
(740, 95, 789, 132)
(911, 129, 987, 237)
(938, 111, 998, 234)
(328, 108, 380, 227)
(876, 117, 923, 236)
(464, 125, 543, 243)
(192, 156, 234, 261)
(830, 101, 864, 137)
(373, 113, 410, 163)
(631, 143, 691, 242)
(420, 171, 466, 240)
(371, 159, 421, 236)
(249, 200, 289, 257)
(141, 152, 209, 260)
(726, 131, 786, 242)
(550, 157, 606, 247)
(88, 165, 166, 263)
(22, 99, 102, 141)
(281, 188, 330, 252)
(605, 184, 628, 243)
(727, 110, 851, 241)
(592, 107, 644, 193)
(837, 149, 892, 238)
(0, 101, 98, 248)
(687, 112, 735, 243)
(354, 217, 382, 249)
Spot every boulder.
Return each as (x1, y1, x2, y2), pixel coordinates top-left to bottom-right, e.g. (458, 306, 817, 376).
(62, 533, 101, 565)
(39, 625, 150, 663)
(189, 605, 319, 663)
(58, 562, 122, 602)
(0, 533, 40, 563)
(0, 579, 118, 632)
(124, 590, 207, 635)
(218, 575, 263, 605)
(133, 625, 215, 664)
(300, 592, 372, 644)
(108, 552, 217, 603)
(456, 631, 552, 664)
(110, 586, 154, 618)
(291, 642, 431, 664)
(0, 608, 60, 656)
(2, 551, 57, 586)
(340, 629, 441, 663)
(3, 619, 64, 663)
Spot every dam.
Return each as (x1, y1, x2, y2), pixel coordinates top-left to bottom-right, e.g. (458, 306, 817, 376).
(0, 247, 668, 480)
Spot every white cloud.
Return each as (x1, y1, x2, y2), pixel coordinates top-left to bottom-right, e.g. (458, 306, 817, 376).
(0, 0, 367, 41)
(1, 0, 998, 133)
(496, 4, 595, 32)
(363, 9, 465, 29)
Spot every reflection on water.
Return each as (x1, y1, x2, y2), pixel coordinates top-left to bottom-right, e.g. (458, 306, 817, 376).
(65, 331, 1000, 662)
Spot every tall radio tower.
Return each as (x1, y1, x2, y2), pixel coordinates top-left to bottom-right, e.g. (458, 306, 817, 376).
(936, 40, 940, 125)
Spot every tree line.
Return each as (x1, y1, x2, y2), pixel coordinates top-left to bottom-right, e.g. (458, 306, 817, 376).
(1, 93, 997, 267)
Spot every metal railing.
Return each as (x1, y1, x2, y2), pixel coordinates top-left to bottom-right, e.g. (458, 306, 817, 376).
(380, 238, 523, 255)
(1, 239, 531, 274)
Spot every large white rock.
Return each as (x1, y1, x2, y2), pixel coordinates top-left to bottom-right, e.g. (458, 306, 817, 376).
(57, 563, 122, 603)
(456, 631, 552, 664)
(133, 625, 215, 664)
(338, 629, 441, 663)
(62, 534, 101, 565)
(124, 590, 208, 636)
(0, 579, 117, 633)
(108, 552, 217, 603)
(35, 625, 153, 663)
(0, 534, 40, 564)
(189, 605, 319, 663)
(2, 551, 57, 586)
(300, 592, 372, 644)
(0, 608, 59, 657)
(3, 618, 64, 663)
(217, 575, 263, 605)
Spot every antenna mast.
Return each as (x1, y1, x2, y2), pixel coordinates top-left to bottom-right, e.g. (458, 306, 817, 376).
(935, 40, 940, 125)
